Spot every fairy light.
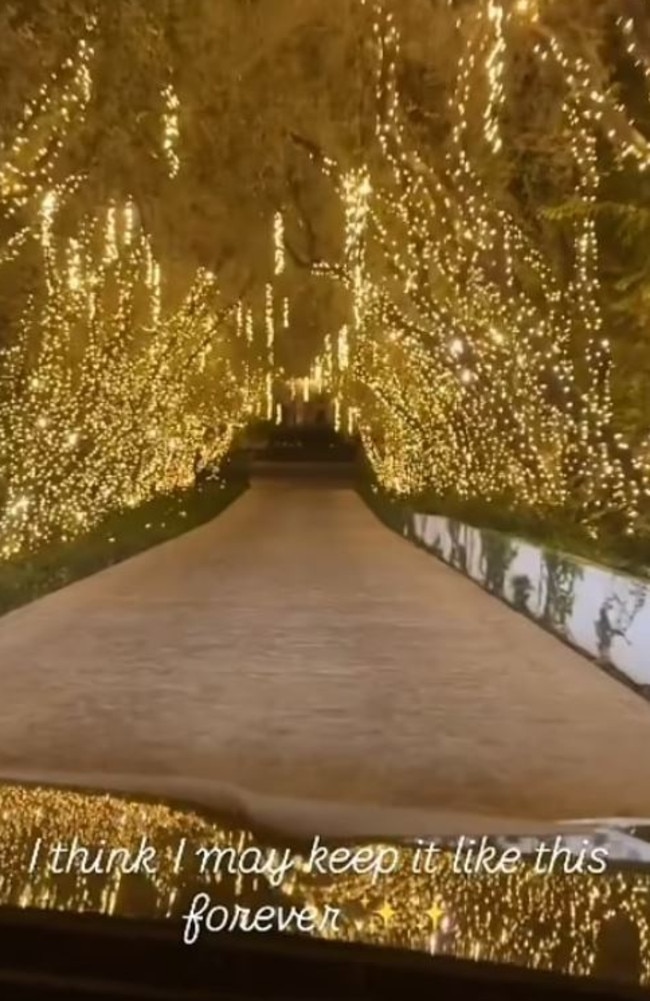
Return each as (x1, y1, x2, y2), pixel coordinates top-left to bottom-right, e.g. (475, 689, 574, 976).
(274, 212, 285, 275)
(162, 83, 181, 178)
(264, 282, 275, 420)
(0, 226, 31, 266)
(104, 205, 118, 263)
(1, 785, 649, 986)
(124, 200, 135, 246)
(618, 16, 650, 89)
(546, 23, 650, 174)
(67, 238, 82, 292)
(338, 326, 350, 371)
(2, 0, 648, 559)
(324, 0, 648, 532)
(40, 190, 57, 251)
(0, 194, 249, 558)
(513, 0, 538, 18)
(485, 0, 506, 154)
(0, 29, 95, 217)
(151, 261, 162, 324)
(266, 372, 273, 421)
(265, 283, 274, 354)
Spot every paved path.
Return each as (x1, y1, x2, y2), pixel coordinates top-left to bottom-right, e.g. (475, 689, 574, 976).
(1, 477, 650, 822)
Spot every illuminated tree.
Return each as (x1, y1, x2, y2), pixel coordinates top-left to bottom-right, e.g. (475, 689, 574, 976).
(307, 0, 650, 541)
(2, 0, 650, 560)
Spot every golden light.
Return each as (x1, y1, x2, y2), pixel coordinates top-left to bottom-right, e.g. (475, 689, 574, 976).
(162, 83, 181, 178)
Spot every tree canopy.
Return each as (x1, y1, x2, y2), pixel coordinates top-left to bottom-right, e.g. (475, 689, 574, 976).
(2, 0, 650, 560)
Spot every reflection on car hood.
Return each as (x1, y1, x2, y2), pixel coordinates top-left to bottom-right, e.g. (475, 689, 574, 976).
(0, 775, 649, 989)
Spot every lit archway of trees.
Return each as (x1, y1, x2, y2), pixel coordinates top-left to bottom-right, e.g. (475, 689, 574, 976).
(306, 0, 650, 540)
(1, 0, 650, 559)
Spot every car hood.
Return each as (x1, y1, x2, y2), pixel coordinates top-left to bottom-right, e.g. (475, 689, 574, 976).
(0, 771, 649, 988)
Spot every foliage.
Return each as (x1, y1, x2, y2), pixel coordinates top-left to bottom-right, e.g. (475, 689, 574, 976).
(0, 474, 247, 617)
(305, 0, 650, 544)
(0, 199, 251, 557)
(2, 0, 650, 566)
(360, 455, 650, 579)
(410, 488, 650, 579)
(0, 0, 363, 298)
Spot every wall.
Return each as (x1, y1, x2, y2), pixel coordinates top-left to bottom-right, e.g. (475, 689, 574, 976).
(397, 509, 650, 689)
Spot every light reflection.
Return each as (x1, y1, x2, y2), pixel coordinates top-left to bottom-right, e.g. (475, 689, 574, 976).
(0, 784, 649, 986)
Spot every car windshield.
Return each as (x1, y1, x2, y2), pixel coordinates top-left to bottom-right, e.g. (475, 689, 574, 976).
(1, 0, 650, 995)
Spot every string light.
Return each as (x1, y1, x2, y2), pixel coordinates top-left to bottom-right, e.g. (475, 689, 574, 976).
(265, 283, 275, 419)
(274, 212, 285, 275)
(162, 83, 181, 178)
(0, 26, 95, 217)
(0, 211, 248, 558)
(1, 785, 649, 986)
(321, 0, 648, 535)
(0, 45, 253, 559)
(485, 1, 506, 155)
(2, 0, 649, 561)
